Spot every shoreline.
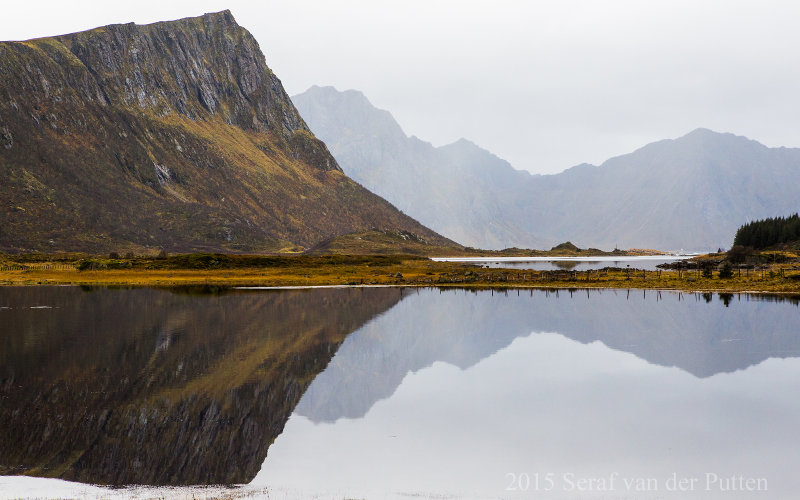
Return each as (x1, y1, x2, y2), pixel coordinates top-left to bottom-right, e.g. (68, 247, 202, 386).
(1, 262, 798, 295)
(236, 284, 800, 296)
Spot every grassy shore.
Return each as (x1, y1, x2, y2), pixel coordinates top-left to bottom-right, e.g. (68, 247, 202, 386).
(1, 254, 799, 294)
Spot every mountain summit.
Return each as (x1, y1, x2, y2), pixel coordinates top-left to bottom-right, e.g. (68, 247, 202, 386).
(0, 13, 450, 253)
(527, 127, 800, 250)
(295, 86, 800, 250)
(293, 85, 545, 249)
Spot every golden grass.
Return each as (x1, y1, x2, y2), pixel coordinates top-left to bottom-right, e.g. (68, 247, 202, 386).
(2, 260, 799, 294)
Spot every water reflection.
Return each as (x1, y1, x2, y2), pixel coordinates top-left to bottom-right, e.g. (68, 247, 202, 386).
(258, 288, 800, 499)
(2, 286, 799, 498)
(295, 289, 800, 424)
(0, 286, 403, 486)
(434, 256, 686, 271)
(551, 260, 581, 270)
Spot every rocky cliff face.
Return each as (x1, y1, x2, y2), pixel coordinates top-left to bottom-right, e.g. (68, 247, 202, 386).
(48, 11, 305, 136)
(0, 12, 448, 253)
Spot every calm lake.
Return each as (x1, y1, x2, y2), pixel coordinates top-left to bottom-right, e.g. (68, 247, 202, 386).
(433, 255, 689, 271)
(1, 286, 799, 499)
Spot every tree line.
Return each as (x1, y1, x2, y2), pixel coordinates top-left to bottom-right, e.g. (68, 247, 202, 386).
(733, 213, 800, 249)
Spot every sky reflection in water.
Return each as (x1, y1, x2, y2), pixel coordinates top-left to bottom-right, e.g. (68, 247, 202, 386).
(0, 286, 797, 499)
(256, 288, 800, 499)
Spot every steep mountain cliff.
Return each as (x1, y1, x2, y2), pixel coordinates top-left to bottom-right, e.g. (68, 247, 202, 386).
(294, 86, 800, 251)
(0, 12, 451, 253)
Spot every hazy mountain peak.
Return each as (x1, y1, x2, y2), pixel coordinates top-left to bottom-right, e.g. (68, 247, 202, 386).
(558, 162, 598, 176)
(293, 85, 407, 142)
(295, 85, 800, 251)
(294, 85, 550, 249)
(675, 128, 767, 149)
(439, 138, 521, 176)
(684, 127, 719, 137)
(452, 137, 478, 147)
(441, 137, 483, 153)
(303, 85, 369, 104)
(597, 128, 771, 175)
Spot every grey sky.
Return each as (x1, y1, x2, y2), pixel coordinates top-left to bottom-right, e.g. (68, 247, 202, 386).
(5, 1, 800, 174)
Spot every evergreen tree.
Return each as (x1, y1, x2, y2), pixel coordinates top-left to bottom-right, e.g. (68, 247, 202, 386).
(733, 213, 800, 249)
(719, 262, 733, 279)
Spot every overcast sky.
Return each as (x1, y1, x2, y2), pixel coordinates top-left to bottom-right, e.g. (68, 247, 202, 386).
(4, 1, 800, 174)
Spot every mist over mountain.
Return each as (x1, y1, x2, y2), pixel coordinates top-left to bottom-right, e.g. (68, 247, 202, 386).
(0, 13, 449, 253)
(527, 128, 800, 250)
(292, 86, 547, 249)
(294, 86, 800, 251)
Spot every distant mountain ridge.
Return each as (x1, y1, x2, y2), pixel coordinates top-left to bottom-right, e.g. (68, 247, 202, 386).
(294, 86, 800, 250)
(0, 13, 451, 253)
(292, 86, 547, 249)
(527, 128, 800, 250)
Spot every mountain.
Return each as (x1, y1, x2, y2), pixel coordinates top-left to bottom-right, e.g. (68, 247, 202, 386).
(293, 86, 800, 251)
(523, 128, 800, 250)
(0, 12, 452, 254)
(292, 86, 547, 249)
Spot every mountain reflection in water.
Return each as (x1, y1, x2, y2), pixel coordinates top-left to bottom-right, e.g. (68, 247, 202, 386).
(295, 288, 800, 423)
(0, 286, 403, 485)
(2, 286, 799, 496)
(259, 288, 800, 499)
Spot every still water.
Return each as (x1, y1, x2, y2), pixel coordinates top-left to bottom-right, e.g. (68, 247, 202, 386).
(433, 255, 688, 271)
(1, 286, 799, 499)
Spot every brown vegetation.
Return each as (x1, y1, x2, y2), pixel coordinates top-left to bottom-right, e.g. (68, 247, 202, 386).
(2, 253, 799, 293)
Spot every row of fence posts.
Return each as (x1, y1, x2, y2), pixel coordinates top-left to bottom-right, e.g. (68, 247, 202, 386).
(0, 263, 76, 271)
(488, 266, 795, 283)
(0, 264, 26, 271)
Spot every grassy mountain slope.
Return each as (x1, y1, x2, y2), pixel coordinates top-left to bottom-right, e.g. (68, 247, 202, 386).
(0, 12, 453, 254)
